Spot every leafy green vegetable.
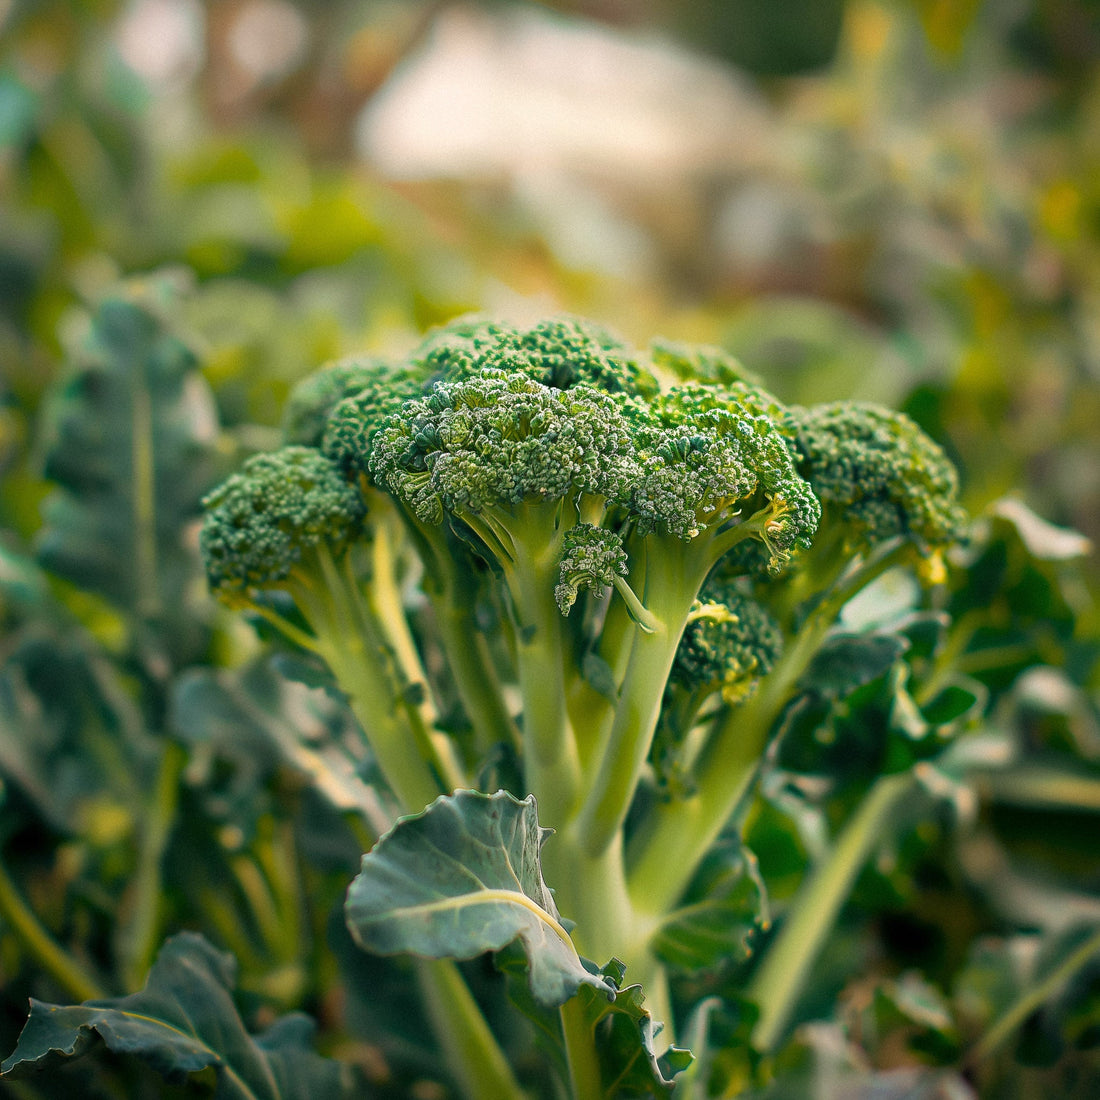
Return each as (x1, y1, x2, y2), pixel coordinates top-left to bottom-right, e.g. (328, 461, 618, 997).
(1, 933, 356, 1098)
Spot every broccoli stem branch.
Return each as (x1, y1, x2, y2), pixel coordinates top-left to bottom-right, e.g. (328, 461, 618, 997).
(626, 538, 912, 919)
(286, 547, 445, 815)
(403, 509, 521, 757)
(358, 522, 467, 791)
(573, 539, 712, 859)
(462, 500, 581, 824)
(748, 770, 917, 1053)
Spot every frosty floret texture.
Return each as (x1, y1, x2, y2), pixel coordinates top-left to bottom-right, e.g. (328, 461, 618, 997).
(412, 315, 660, 397)
(789, 402, 967, 552)
(369, 371, 637, 526)
(631, 383, 821, 564)
(555, 524, 630, 616)
(282, 357, 386, 447)
(322, 365, 431, 480)
(199, 445, 364, 596)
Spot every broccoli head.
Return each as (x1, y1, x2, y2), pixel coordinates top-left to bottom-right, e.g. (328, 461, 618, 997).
(199, 445, 364, 603)
(282, 357, 387, 447)
(789, 402, 966, 556)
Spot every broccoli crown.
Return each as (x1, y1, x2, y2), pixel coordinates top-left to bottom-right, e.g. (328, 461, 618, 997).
(630, 383, 820, 563)
(282, 357, 387, 447)
(321, 365, 431, 479)
(670, 585, 784, 703)
(555, 523, 629, 616)
(649, 339, 760, 389)
(369, 371, 638, 527)
(200, 445, 364, 597)
(412, 315, 659, 397)
(789, 402, 966, 552)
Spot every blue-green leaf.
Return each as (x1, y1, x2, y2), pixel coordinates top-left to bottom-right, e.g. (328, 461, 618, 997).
(345, 789, 616, 1007)
(33, 275, 222, 653)
(0, 933, 354, 1098)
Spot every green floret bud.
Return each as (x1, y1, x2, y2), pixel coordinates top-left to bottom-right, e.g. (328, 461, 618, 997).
(199, 445, 364, 600)
(322, 365, 430, 481)
(369, 371, 638, 531)
(789, 402, 967, 558)
(412, 315, 659, 397)
(282, 357, 387, 446)
(671, 587, 784, 703)
(649, 338, 761, 389)
(630, 383, 820, 570)
(555, 523, 629, 616)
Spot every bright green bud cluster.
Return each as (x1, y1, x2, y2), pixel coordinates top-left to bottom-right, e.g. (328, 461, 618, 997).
(789, 402, 967, 554)
(199, 445, 364, 599)
(555, 524, 630, 616)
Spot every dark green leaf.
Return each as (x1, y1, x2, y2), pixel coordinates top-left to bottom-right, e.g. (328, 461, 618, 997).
(346, 789, 616, 1007)
(33, 276, 222, 654)
(802, 632, 909, 699)
(1, 933, 354, 1098)
(170, 659, 385, 830)
(653, 839, 770, 974)
(571, 961, 693, 1097)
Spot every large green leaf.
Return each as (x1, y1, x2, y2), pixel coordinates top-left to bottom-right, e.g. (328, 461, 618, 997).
(345, 789, 616, 1007)
(33, 275, 221, 653)
(0, 933, 355, 1098)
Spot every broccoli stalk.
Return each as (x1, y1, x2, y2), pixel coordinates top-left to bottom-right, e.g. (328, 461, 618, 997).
(199, 445, 458, 813)
(625, 403, 966, 922)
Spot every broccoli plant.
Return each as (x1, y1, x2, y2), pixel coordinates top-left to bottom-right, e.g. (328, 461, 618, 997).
(17, 312, 1087, 1099)
(222, 317, 970, 1093)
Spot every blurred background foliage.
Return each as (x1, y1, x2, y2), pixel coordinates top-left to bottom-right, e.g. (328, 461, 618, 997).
(1, 0, 1098, 1096)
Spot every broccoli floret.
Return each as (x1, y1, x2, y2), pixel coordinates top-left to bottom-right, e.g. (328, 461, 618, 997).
(649, 338, 762, 389)
(282, 357, 387, 446)
(413, 315, 659, 397)
(199, 444, 450, 812)
(200, 445, 364, 603)
(370, 370, 637, 541)
(630, 382, 820, 572)
(671, 587, 784, 706)
(322, 364, 432, 481)
(789, 402, 966, 557)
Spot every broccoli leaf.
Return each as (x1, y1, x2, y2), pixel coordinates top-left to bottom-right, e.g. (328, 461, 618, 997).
(497, 953, 691, 1098)
(33, 276, 221, 656)
(0, 933, 355, 1098)
(345, 789, 616, 1007)
(653, 839, 770, 975)
(570, 960, 693, 1098)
